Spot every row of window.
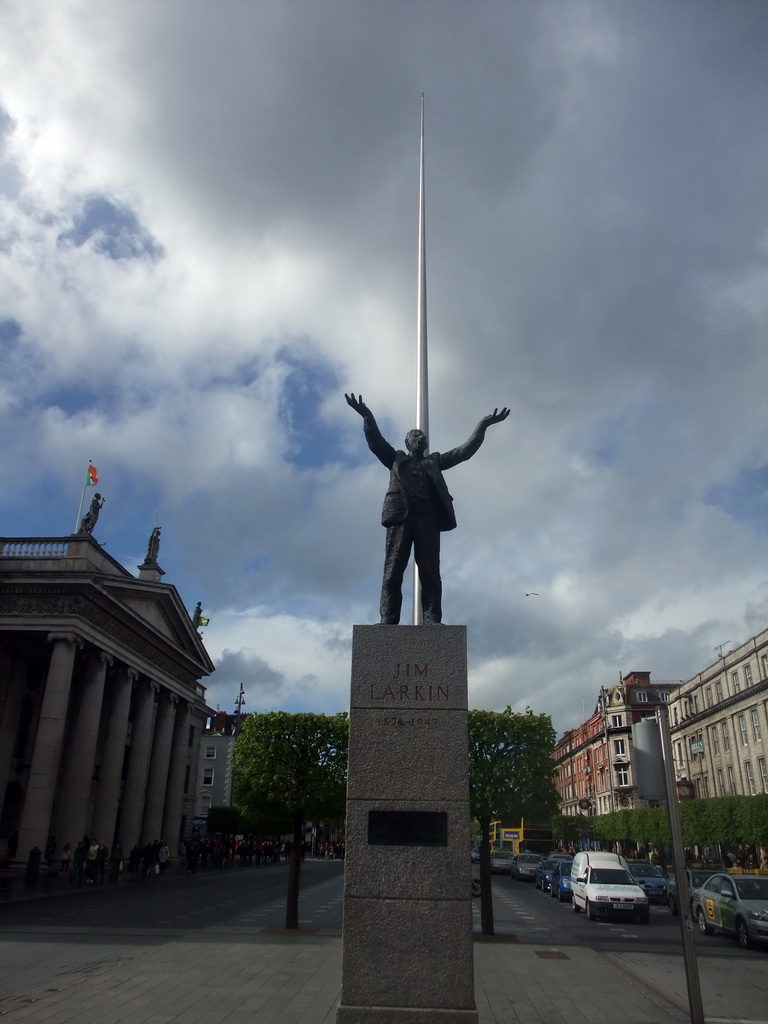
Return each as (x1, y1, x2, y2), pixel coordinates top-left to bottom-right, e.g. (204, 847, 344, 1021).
(676, 658, 765, 722)
(681, 704, 766, 762)
(695, 758, 768, 797)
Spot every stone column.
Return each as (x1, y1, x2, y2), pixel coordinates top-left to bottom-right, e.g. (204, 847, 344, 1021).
(337, 626, 478, 1024)
(0, 653, 27, 810)
(117, 680, 157, 849)
(16, 633, 83, 861)
(161, 699, 191, 851)
(56, 652, 112, 848)
(90, 666, 136, 846)
(140, 691, 177, 844)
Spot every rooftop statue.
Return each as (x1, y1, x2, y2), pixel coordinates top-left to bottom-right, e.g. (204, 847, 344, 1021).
(144, 526, 161, 565)
(78, 493, 104, 536)
(345, 394, 509, 625)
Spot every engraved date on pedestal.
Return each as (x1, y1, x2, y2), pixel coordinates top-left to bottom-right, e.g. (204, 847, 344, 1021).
(380, 716, 438, 727)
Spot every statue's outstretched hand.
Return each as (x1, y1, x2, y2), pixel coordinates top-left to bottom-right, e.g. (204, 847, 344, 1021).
(345, 393, 370, 418)
(481, 407, 510, 428)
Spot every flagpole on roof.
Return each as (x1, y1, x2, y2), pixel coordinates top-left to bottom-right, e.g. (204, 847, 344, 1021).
(413, 94, 428, 626)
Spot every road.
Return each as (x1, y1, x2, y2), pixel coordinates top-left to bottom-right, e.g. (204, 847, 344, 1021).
(1, 859, 765, 1007)
(483, 867, 767, 958)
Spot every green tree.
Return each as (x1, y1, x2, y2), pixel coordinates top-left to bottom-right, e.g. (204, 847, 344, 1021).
(233, 711, 349, 928)
(469, 707, 557, 935)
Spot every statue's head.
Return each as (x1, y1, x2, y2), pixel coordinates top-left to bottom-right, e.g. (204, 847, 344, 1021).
(405, 429, 428, 455)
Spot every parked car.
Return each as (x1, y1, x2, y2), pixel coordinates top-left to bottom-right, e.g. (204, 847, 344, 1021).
(571, 851, 650, 923)
(470, 847, 480, 863)
(534, 858, 560, 892)
(513, 852, 542, 881)
(490, 850, 516, 874)
(626, 861, 669, 903)
(549, 859, 574, 902)
(691, 872, 768, 949)
(667, 868, 716, 916)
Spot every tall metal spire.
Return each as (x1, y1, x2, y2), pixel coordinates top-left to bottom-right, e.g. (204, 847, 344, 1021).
(413, 95, 428, 625)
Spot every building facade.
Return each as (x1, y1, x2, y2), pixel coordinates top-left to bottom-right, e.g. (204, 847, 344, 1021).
(668, 628, 768, 798)
(0, 535, 214, 863)
(196, 710, 241, 819)
(554, 672, 678, 818)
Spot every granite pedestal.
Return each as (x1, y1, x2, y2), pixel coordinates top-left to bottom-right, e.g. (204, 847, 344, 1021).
(337, 625, 478, 1024)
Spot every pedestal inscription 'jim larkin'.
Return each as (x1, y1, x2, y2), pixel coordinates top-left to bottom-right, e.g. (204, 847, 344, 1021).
(345, 394, 509, 625)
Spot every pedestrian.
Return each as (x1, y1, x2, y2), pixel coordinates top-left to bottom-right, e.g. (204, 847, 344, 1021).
(129, 844, 141, 879)
(60, 842, 72, 878)
(85, 839, 99, 884)
(108, 842, 123, 881)
(73, 841, 87, 885)
(158, 840, 170, 872)
(97, 841, 108, 884)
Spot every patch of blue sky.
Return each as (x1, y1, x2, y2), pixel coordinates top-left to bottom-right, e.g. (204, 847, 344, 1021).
(0, 318, 21, 344)
(35, 378, 130, 420)
(58, 194, 164, 262)
(705, 465, 768, 535)
(277, 344, 353, 470)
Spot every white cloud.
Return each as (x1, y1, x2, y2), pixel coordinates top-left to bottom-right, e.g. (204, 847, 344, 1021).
(2, 0, 768, 737)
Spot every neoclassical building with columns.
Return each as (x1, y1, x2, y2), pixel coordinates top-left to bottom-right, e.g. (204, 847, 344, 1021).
(0, 534, 214, 864)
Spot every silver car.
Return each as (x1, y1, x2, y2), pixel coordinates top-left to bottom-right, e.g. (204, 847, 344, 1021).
(691, 873, 768, 949)
(513, 852, 542, 881)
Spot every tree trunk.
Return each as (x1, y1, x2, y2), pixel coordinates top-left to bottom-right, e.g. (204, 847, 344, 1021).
(285, 809, 303, 929)
(479, 816, 494, 936)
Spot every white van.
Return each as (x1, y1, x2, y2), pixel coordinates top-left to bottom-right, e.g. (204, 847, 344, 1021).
(571, 851, 649, 923)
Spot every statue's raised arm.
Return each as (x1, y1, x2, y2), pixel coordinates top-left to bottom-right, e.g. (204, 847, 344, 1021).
(345, 393, 371, 419)
(479, 407, 510, 429)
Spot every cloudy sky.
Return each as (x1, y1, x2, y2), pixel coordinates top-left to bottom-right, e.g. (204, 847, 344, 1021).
(2, 0, 768, 737)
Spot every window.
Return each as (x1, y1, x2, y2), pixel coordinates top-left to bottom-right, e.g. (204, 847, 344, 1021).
(744, 761, 756, 796)
(758, 758, 768, 795)
(727, 765, 736, 795)
(184, 765, 190, 794)
(711, 726, 720, 755)
(658, 691, 669, 702)
(636, 691, 648, 703)
(705, 687, 713, 707)
(721, 721, 731, 752)
(717, 768, 725, 796)
(188, 724, 195, 747)
(611, 714, 623, 728)
(701, 774, 710, 798)
(199, 793, 211, 813)
(203, 767, 214, 786)
(616, 766, 630, 786)
(737, 715, 748, 746)
(744, 663, 753, 687)
(715, 680, 723, 702)
(673, 707, 679, 725)
(613, 739, 626, 756)
(761, 653, 768, 680)
(751, 708, 762, 741)
(731, 671, 740, 694)
(692, 694, 699, 713)
(205, 746, 216, 759)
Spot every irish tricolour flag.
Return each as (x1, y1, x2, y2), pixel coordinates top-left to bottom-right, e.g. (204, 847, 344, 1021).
(86, 464, 99, 486)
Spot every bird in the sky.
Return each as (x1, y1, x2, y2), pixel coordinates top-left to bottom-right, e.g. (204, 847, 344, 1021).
(525, 592, 539, 597)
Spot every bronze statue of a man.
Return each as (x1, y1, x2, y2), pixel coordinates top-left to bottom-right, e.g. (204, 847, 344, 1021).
(346, 394, 509, 625)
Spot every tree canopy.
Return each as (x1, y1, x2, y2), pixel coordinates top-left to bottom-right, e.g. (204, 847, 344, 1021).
(469, 707, 558, 826)
(233, 711, 348, 826)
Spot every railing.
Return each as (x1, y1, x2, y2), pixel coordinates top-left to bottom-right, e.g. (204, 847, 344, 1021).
(0, 538, 70, 558)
